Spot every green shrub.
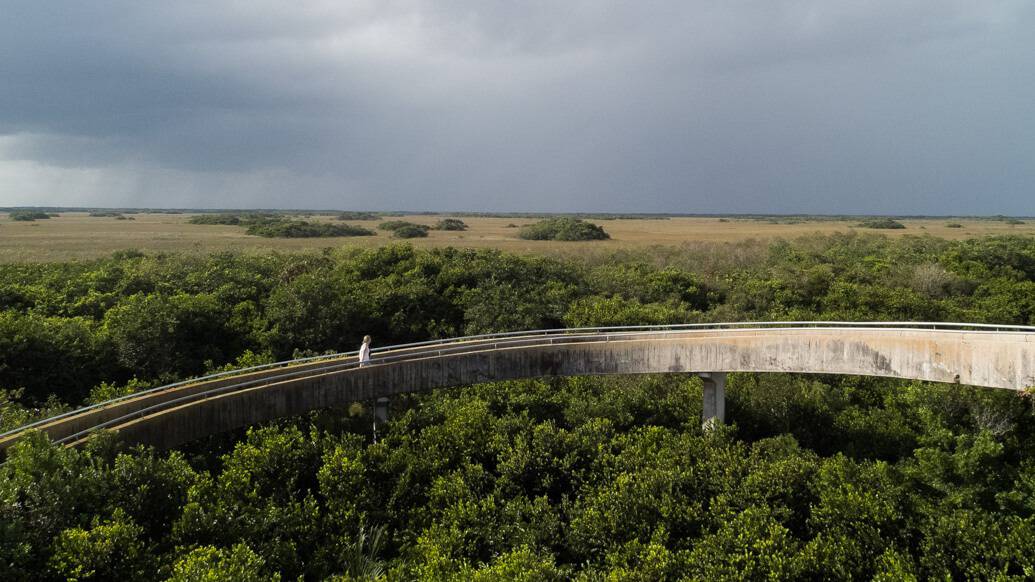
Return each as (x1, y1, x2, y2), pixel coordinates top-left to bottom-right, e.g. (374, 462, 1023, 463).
(88, 211, 124, 218)
(856, 218, 906, 229)
(563, 295, 698, 327)
(9, 211, 53, 221)
(169, 544, 276, 582)
(433, 218, 468, 231)
(392, 224, 430, 238)
(48, 510, 152, 581)
(336, 212, 380, 221)
(190, 213, 285, 226)
(86, 378, 153, 405)
(946, 223, 963, 228)
(518, 217, 610, 241)
(378, 220, 420, 231)
(189, 214, 242, 225)
(245, 220, 375, 238)
(378, 220, 431, 237)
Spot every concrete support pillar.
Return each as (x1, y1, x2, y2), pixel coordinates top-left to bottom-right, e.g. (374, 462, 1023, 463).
(373, 397, 389, 443)
(374, 397, 390, 424)
(699, 372, 726, 430)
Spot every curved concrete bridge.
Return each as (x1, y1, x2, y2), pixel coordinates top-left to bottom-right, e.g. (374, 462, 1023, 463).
(2, 322, 1033, 453)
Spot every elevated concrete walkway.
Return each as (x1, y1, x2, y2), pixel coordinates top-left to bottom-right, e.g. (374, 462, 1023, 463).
(2, 322, 1033, 452)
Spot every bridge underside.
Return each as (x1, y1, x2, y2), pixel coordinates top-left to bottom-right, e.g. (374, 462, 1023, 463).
(3, 327, 1033, 452)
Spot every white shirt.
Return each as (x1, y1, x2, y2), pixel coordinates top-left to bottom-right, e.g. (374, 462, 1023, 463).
(359, 342, 371, 364)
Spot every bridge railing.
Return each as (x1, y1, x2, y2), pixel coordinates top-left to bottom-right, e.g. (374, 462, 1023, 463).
(4, 320, 1034, 443)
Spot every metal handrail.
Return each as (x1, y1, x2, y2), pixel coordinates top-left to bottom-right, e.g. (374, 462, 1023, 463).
(4, 320, 1034, 441)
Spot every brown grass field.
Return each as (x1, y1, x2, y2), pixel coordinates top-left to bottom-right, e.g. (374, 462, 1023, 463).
(1, 212, 1033, 263)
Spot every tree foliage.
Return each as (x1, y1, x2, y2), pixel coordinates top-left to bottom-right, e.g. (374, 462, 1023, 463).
(376, 221, 431, 238)
(1, 234, 1035, 578)
(9, 211, 54, 221)
(188, 214, 243, 225)
(4, 373, 1035, 579)
(336, 212, 380, 221)
(433, 218, 468, 231)
(392, 225, 430, 239)
(857, 218, 906, 229)
(518, 217, 610, 241)
(245, 220, 375, 238)
(377, 220, 421, 231)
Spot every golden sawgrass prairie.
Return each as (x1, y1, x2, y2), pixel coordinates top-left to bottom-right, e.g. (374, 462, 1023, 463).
(1, 212, 1033, 263)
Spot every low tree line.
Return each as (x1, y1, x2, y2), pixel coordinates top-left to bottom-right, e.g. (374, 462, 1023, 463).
(519, 217, 610, 241)
(8, 211, 57, 221)
(189, 214, 375, 238)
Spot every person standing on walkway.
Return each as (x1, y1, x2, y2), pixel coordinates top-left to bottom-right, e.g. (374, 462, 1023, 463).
(359, 335, 372, 366)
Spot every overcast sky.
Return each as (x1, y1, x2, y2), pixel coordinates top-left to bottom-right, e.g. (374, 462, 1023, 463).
(1, 1, 1033, 214)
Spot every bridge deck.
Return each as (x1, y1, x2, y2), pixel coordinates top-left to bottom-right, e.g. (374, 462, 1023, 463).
(2, 323, 1033, 452)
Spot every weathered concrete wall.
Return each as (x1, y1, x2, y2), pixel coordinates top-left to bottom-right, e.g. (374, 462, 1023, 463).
(3, 327, 1033, 452)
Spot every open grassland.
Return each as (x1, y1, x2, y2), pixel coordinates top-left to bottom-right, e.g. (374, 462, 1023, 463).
(1, 211, 1034, 262)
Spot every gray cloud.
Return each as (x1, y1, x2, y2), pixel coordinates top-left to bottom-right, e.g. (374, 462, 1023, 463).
(1, 1, 1033, 213)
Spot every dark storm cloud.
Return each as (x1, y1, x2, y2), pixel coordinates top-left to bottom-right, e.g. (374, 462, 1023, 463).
(1, 1, 1033, 213)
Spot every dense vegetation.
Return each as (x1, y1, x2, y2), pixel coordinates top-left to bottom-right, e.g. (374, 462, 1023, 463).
(377, 220, 422, 232)
(857, 218, 906, 229)
(337, 212, 381, 221)
(378, 221, 431, 238)
(519, 218, 610, 241)
(189, 214, 245, 225)
(392, 225, 430, 239)
(433, 219, 468, 231)
(3, 234, 1035, 579)
(188, 212, 379, 238)
(188, 213, 292, 227)
(245, 221, 376, 239)
(9, 211, 55, 221)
